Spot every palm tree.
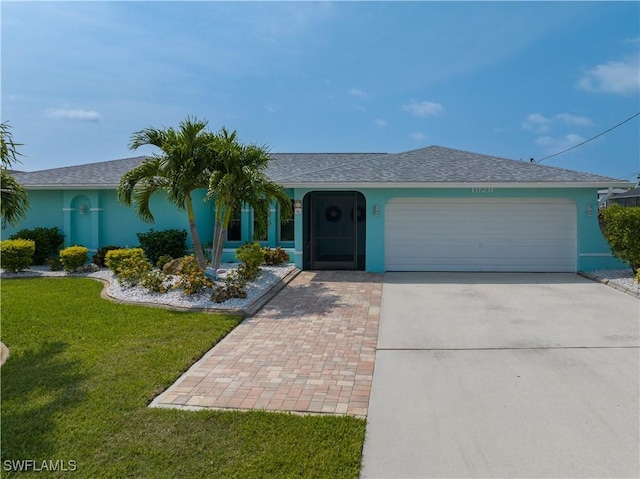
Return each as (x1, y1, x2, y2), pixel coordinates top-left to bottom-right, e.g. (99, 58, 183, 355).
(206, 128, 292, 270)
(1, 122, 30, 228)
(118, 117, 215, 269)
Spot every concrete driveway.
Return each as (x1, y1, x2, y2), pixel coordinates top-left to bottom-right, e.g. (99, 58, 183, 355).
(361, 273, 639, 479)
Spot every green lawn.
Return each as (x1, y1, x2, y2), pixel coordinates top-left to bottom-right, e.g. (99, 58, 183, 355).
(0, 278, 366, 478)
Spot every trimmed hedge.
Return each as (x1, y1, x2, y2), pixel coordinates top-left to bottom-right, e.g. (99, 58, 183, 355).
(9, 226, 64, 265)
(93, 245, 124, 267)
(599, 205, 640, 271)
(59, 246, 89, 272)
(105, 248, 152, 286)
(0, 239, 35, 272)
(137, 228, 187, 265)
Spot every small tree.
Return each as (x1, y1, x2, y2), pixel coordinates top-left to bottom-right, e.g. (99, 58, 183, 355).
(206, 128, 292, 270)
(118, 117, 215, 269)
(1, 122, 30, 228)
(599, 204, 640, 272)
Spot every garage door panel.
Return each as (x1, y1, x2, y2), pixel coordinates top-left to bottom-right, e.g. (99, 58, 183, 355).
(385, 198, 576, 272)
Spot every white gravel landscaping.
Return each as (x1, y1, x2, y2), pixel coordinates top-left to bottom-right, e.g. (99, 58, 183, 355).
(584, 268, 640, 296)
(1, 263, 297, 311)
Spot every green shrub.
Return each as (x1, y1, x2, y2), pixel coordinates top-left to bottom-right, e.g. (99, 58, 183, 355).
(9, 226, 64, 265)
(156, 255, 173, 270)
(46, 256, 63, 271)
(141, 270, 170, 294)
(0, 239, 35, 272)
(636, 268, 640, 283)
(235, 242, 265, 281)
(105, 248, 153, 286)
(599, 205, 640, 271)
(93, 245, 123, 267)
(210, 268, 248, 303)
(59, 246, 89, 272)
(174, 255, 213, 294)
(137, 228, 187, 265)
(262, 246, 290, 266)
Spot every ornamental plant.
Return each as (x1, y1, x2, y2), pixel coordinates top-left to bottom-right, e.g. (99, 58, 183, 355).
(262, 246, 290, 266)
(599, 205, 640, 272)
(105, 248, 152, 286)
(235, 242, 265, 281)
(59, 246, 89, 272)
(92, 245, 123, 267)
(174, 255, 213, 294)
(137, 228, 187, 265)
(0, 238, 35, 272)
(10, 226, 64, 265)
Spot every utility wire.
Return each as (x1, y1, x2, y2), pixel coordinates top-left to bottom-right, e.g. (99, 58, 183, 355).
(537, 111, 640, 163)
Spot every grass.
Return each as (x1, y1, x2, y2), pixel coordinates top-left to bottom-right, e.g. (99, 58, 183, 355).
(1, 278, 366, 478)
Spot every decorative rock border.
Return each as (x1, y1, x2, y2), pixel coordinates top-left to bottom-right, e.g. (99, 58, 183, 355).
(2, 266, 301, 318)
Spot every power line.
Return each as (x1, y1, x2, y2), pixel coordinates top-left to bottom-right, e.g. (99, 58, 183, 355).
(536, 111, 640, 163)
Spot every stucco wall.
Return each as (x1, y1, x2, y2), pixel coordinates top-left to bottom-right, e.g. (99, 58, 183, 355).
(4, 185, 625, 272)
(293, 187, 625, 272)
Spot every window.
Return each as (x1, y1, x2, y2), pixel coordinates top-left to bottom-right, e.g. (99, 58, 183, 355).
(279, 199, 295, 242)
(227, 208, 241, 241)
(253, 200, 269, 242)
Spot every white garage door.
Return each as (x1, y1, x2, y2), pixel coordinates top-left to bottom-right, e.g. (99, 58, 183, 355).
(385, 198, 577, 272)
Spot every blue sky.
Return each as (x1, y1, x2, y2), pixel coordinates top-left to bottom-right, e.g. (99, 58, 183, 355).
(2, 1, 639, 181)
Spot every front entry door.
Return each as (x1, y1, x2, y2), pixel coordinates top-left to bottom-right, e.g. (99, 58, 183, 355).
(306, 191, 365, 270)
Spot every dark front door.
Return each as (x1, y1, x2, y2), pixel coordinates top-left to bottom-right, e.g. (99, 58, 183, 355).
(304, 191, 365, 270)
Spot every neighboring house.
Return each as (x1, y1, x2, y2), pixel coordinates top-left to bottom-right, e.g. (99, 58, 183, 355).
(608, 187, 640, 208)
(3, 146, 633, 272)
(597, 187, 628, 208)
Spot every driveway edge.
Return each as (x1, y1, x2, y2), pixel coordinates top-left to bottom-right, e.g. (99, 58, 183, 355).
(578, 271, 640, 299)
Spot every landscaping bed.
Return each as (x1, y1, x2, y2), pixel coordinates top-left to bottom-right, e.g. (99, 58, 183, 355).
(1, 263, 297, 313)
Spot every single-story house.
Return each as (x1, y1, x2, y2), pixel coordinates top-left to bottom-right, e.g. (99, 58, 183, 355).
(608, 187, 640, 208)
(4, 145, 633, 272)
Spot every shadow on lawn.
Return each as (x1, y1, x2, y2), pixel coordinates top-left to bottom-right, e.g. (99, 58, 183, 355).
(1, 341, 86, 460)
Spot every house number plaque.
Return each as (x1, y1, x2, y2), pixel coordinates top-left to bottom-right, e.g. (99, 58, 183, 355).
(470, 187, 495, 193)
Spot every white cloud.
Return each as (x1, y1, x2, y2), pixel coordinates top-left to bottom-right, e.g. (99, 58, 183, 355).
(522, 112, 591, 133)
(555, 113, 592, 126)
(402, 100, 443, 118)
(578, 57, 640, 94)
(535, 133, 586, 152)
(522, 113, 552, 133)
(374, 119, 387, 128)
(410, 132, 428, 141)
(45, 108, 101, 122)
(349, 88, 368, 99)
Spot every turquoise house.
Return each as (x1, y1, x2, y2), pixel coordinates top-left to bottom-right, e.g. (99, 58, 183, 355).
(4, 146, 632, 272)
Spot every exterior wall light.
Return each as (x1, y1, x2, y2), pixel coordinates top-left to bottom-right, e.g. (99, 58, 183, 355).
(586, 204, 593, 217)
(79, 204, 88, 215)
(294, 199, 302, 215)
(373, 204, 380, 216)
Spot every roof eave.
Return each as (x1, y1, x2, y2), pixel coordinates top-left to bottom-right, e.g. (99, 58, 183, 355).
(279, 181, 635, 189)
(21, 184, 120, 190)
(22, 180, 635, 190)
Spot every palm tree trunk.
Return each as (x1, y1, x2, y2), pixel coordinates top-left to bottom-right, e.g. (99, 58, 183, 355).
(185, 195, 206, 269)
(210, 203, 231, 270)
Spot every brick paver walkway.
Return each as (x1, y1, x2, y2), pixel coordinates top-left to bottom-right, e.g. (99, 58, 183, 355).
(150, 271, 382, 416)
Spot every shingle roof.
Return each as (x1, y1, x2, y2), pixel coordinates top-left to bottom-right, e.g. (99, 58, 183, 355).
(275, 146, 622, 184)
(13, 146, 627, 188)
(13, 156, 148, 187)
(611, 187, 640, 198)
